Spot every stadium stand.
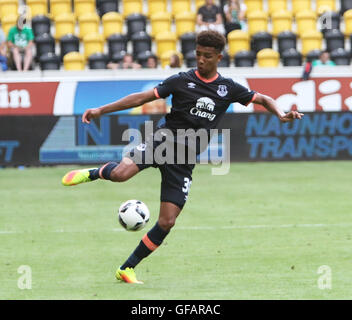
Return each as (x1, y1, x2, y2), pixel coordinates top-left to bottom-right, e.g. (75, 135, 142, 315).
(31, 15, 51, 38)
(54, 13, 75, 40)
(39, 51, 60, 69)
(26, 0, 48, 17)
(257, 48, 280, 67)
(102, 11, 123, 39)
(234, 50, 256, 67)
(63, 51, 85, 70)
(60, 34, 80, 60)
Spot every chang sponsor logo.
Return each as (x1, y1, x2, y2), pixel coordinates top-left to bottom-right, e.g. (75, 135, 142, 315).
(190, 97, 216, 121)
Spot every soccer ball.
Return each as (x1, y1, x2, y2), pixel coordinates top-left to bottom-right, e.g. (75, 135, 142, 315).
(118, 200, 150, 231)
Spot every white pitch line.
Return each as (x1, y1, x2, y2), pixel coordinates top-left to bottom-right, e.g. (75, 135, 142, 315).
(0, 223, 351, 235)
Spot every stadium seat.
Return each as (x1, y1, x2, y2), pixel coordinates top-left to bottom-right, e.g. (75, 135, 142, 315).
(31, 15, 51, 38)
(247, 11, 268, 36)
(1, 14, 17, 36)
(244, 0, 263, 15)
(267, 0, 287, 16)
(195, 0, 205, 10)
(277, 31, 297, 55)
(251, 31, 273, 53)
(175, 12, 196, 38)
(343, 9, 352, 35)
(218, 51, 230, 67)
(330, 48, 351, 65)
(234, 50, 256, 67)
(54, 13, 75, 40)
(325, 29, 345, 52)
(83, 32, 104, 59)
(271, 10, 292, 36)
(185, 50, 196, 67)
(160, 50, 183, 68)
(0, 0, 18, 21)
(102, 12, 123, 40)
(137, 50, 154, 67)
(110, 50, 126, 63)
(316, 0, 336, 15)
(151, 12, 172, 38)
(27, 0, 48, 18)
(257, 48, 280, 67)
(107, 33, 128, 58)
(50, 0, 71, 20)
(88, 52, 109, 69)
(63, 51, 85, 70)
(78, 12, 100, 39)
(155, 31, 177, 57)
(340, 0, 352, 15)
(96, 0, 119, 17)
(147, 0, 167, 17)
(306, 49, 322, 62)
(301, 30, 323, 56)
(126, 13, 147, 39)
(60, 33, 80, 60)
(35, 33, 56, 60)
(292, 0, 312, 16)
(39, 52, 61, 70)
(122, 0, 143, 17)
(227, 30, 250, 57)
(320, 11, 340, 34)
(296, 10, 317, 37)
(74, 0, 96, 18)
(180, 32, 196, 56)
(171, 0, 191, 17)
(281, 48, 302, 66)
(131, 31, 152, 59)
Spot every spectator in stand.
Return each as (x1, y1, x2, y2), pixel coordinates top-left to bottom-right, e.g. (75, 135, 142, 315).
(7, 16, 34, 71)
(107, 53, 142, 70)
(146, 55, 158, 68)
(169, 54, 181, 68)
(197, 0, 225, 35)
(0, 28, 8, 71)
(223, 0, 247, 35)
(312, 50, 336, 66)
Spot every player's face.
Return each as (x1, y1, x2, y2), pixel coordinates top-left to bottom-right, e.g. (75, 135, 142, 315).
(196, 45, 222, 78)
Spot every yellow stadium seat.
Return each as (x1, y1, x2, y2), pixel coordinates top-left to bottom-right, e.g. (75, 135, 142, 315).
(50, 0, 71, 20)
(63, 51, 85, 70)
(27, 0, 48, 18)
(83, 33, 104, 59)
(2, 13, 17, 36)
(344, 9, 352, 35)
(171, 0, 191, 17)
(151, 12, 172, 37)
(155, 31, 177, 57)
(175, 12, 196, 37)
(271, 10, 293, 36)
(0, 0, 18, 20)
(247, 10, 268, 36)
(160, 50, 183, 68)
(102, 12, 123, 39)
(296, 10, 317, 37)
(268, 0, 287, 16)
(78, 12, 100, 39)
(292, 0, 311, 16)
(74, 0, 95, 18)
(316, 0, 336, 15)
(122, 0, 143, 17)
(301, 30, 322, 55)
(147, 0, 167, 17)
(55, 12, 75, 40)
(244, 0, 263, 15)
(227, 30, 250, 57)
(257, 48, 280, 67)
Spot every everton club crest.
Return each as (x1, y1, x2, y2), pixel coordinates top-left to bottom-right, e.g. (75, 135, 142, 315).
(217, 85, 228, 97)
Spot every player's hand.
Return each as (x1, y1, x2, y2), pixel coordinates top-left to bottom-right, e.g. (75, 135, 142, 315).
(279, 111, 304, 123)
(82, 108, 102, 124)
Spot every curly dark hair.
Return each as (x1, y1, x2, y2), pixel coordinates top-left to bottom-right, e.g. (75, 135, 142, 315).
(196, 30, 226, 53)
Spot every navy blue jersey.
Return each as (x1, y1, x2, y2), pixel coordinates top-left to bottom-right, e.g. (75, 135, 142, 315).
(154, 69, 256, 131)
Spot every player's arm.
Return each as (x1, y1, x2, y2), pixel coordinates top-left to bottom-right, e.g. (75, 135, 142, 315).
(252, 92, 304, 122)
(82, 88, 157, 123)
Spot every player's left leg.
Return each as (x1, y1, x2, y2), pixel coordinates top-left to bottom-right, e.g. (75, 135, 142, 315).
(116, 201, 181, 284)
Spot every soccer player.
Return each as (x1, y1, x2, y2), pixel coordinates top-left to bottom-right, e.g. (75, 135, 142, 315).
(62, 30, 303, 284)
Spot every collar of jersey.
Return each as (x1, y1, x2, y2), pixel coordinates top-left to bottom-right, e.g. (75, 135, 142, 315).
(195, 70, 219, 83)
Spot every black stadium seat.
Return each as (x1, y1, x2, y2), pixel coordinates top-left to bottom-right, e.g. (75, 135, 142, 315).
(281, 48, 302, 66)
(131, 31, 152, 59)
(218, 51, 230, 67)
(306, 49, 322, 62)
(39, 52, 61, 70)
(35, 33, 55, 61)
(180, 32, 196, 57)
(126, 13, 147, 40)
(320, 11, 340, 34)
(325, 29, 345, 52)
(137, 50, 154, 67)
(88, 53, 109, 69)
(340, 0, 352, 14)
(251, 31, 273, 53)
(330, 48, 351, 65)
(234, 50, 256, 67)
(277, 31, 297, 55)
(97, 0, 119, 17)
(60, 34, 80, 61)
(107, 33, 128, 59)
(31, 15, 51, 38)
(185, 51, 196, 67)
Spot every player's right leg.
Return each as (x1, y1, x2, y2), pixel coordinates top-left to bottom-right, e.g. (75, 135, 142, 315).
(61, 157, 139, 186)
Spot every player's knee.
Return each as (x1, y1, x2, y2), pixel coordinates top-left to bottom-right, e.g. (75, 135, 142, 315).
(110, 167, 129, 182)
(158, 217, 176, 231)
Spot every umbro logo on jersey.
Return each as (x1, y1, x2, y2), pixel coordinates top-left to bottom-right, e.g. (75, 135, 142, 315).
(188, 82, 196, 88)
(217, 85, 228, 97)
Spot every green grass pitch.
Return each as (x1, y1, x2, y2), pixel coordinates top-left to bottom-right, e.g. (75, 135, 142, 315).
(0, 161, 352, 300)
